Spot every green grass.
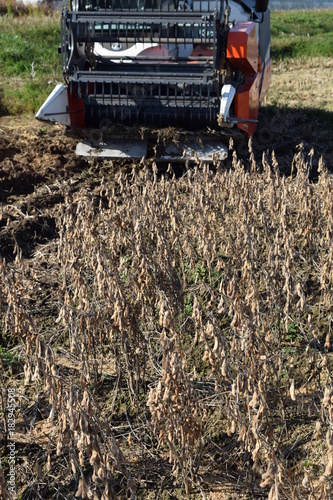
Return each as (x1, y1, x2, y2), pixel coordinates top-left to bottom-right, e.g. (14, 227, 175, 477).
(270, 9, 333, 60)
(0, 12, 62, 114)
(0, 345, 20, 365)
(0, 8, 332, 115)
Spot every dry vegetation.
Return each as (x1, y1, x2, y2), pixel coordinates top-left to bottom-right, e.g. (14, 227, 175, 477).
(265, 58, 333, 113)
(0, 144, 333, 498)
(0, 0, 53, 16)
(0, 4, 333, 498)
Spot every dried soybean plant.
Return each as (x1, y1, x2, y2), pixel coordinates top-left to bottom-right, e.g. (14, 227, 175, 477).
(0, 252, 60, 414)
(0, 251, 63, 496)
(147, 329, 205, 495)
(0, 236, 138, 498)
(0, 148, 333, 498)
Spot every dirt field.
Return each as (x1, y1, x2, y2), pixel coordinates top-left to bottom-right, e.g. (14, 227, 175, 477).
(1, 59, 332, 260)
(0, 59, 333, 499)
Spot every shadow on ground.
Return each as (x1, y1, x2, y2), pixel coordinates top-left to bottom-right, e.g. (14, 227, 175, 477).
(254, 105, 333, 175)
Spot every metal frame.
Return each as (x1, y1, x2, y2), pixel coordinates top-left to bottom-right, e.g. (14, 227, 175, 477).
(61, 0, 226, 128)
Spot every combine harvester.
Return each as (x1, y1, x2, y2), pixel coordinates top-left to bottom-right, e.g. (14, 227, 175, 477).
(36, 0, 271, 161)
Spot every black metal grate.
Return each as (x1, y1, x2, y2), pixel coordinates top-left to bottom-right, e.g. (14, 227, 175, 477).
(70, 0, 221, 12)
(62, 0, 224, 128)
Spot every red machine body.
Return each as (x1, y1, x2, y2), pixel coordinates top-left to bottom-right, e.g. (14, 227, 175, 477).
(227, 21, 271, 136)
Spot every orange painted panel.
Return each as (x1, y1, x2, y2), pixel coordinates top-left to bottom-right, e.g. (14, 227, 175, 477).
(235, 73, 260, 137)
(227, 21, 258, 75)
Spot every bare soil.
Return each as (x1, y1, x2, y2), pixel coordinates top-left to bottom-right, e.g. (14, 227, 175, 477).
(0, 42, 332, 255)
(0, 96, 332, 260)
(0, 117, 131, 259)
(0, 59, 333, 499)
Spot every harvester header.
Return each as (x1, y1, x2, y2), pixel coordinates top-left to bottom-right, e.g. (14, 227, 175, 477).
(37, 0, 271, 160)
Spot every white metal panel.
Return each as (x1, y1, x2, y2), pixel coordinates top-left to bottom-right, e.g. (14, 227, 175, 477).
(76, 139, 148, 158)
(220, 84, 237, 123)
(158, 140, 228, 162)
(35, 84, 70, 127)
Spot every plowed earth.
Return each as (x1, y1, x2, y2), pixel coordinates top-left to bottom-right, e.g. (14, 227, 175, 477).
(1, 99, 332, 262)
(0, 60, 333, 499)
(0, 118, 123, 260)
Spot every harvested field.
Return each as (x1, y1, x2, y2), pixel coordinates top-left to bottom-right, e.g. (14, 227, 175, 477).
(0, 57, 333, 500)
